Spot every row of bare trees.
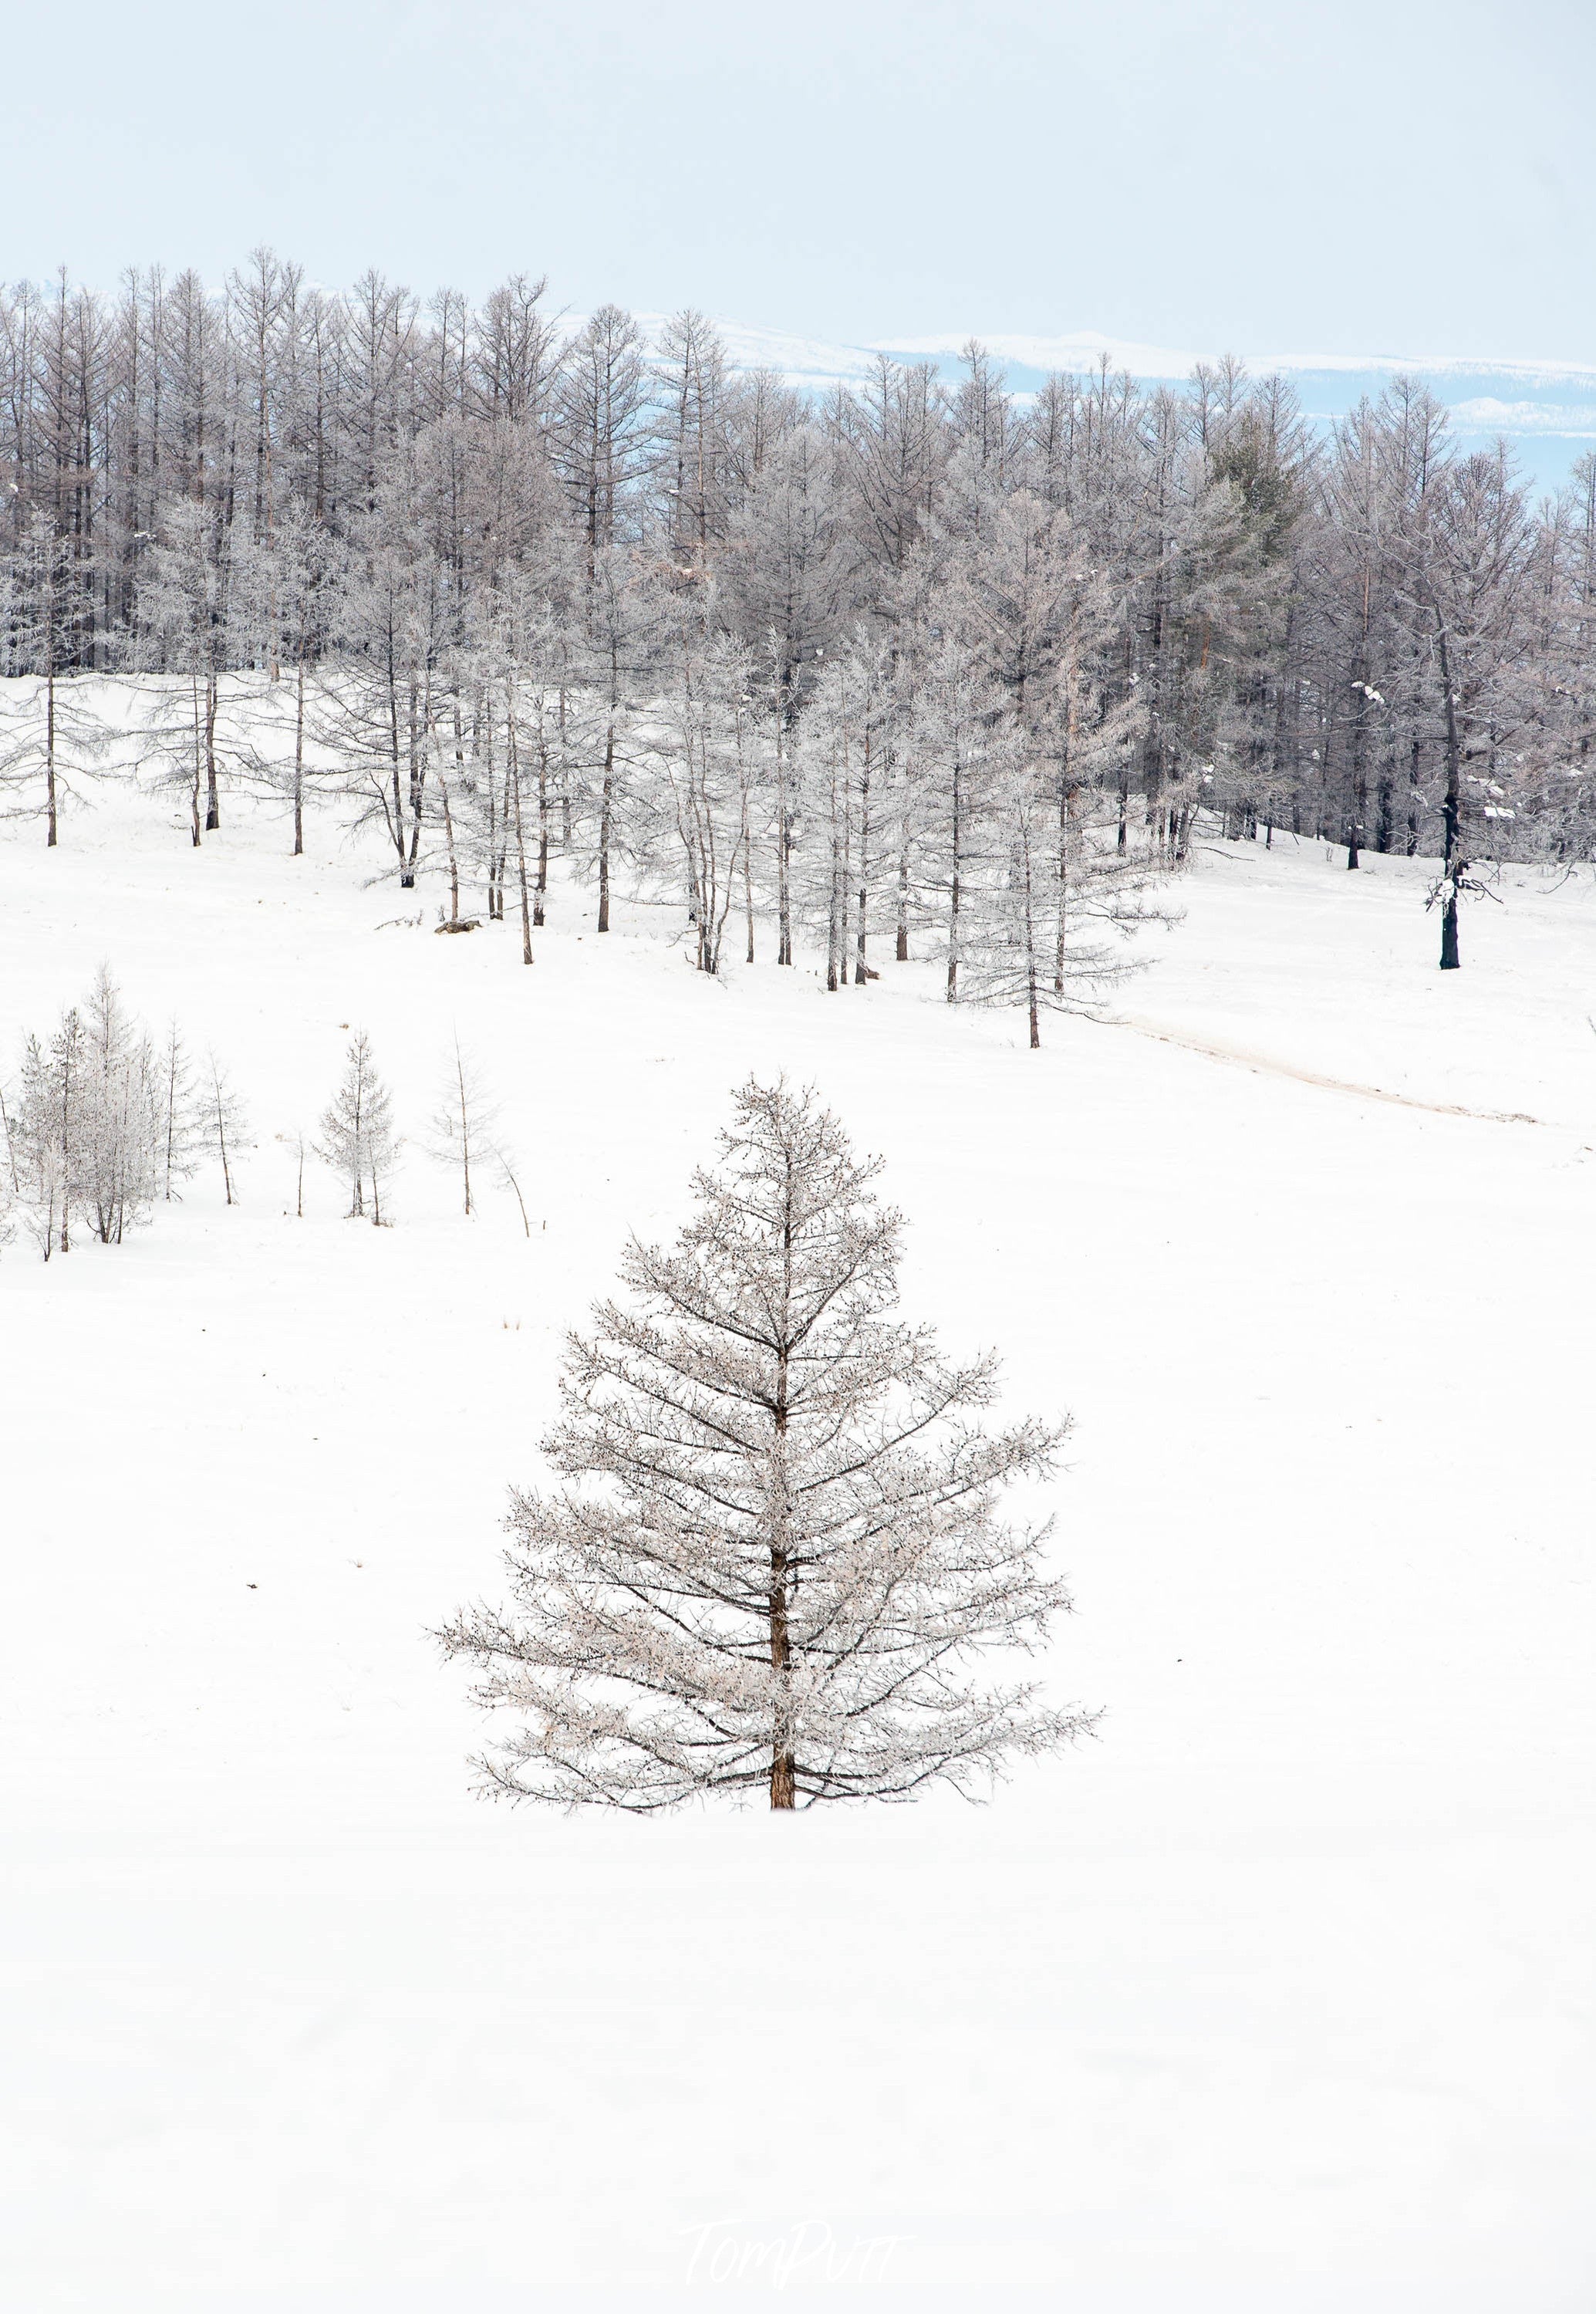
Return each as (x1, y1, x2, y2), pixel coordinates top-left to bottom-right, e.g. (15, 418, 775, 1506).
(0, 979, 534, 1259)
(5, 257, 1595, 980)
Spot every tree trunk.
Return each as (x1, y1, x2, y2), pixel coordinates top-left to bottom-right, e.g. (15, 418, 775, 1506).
(597, 722, 614, 933)
(770, 1367, 796, 1809)
(776, 714, 793, 966)
(435, 747, 461, 922)
(946, 751, 962, 1003)
(474, 698, 496, 919)
(1021, 819, 1041, 1049)
(204, 673, 221, 831)
(1346, 586, 1369, 869)
(403, 677, 425, 887)
(742, 796, 756, 964)
(853, 725, 872, 985)
(387, 642, 413, 890)
(508, 691, 535, 965)
(45, 665, 58, 847)
(494, 736, 511, 924)
(1054, 779, 1073, 997)
(292, 655, 305, 856)
(1435, 619, 1463, 971)
(535, 730, 548, 927)
(190, 672, 204, 848)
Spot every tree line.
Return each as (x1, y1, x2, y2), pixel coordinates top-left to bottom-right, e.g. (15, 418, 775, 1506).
(5, 254, 1594, 982)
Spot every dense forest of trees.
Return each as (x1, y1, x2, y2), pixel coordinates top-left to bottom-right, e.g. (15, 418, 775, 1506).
(4, 255, 1594, 990)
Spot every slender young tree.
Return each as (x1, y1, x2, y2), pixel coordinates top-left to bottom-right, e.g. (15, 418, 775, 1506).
(7, 1034, 70, 1259)
(79, 966, 160, 1244)
(315, 1031, 399, 1223)
(203, 1054, 249, 1205)
(157, 1021, 204, 1201)
(137, 498, 238, 843)
(426, 1031, 498, 1216)
(276, 1127, 307, 1218)
(650, 622, 761, 974)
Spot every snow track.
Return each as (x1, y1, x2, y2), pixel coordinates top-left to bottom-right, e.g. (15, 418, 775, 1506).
(1115, 1012, 1550, 1128)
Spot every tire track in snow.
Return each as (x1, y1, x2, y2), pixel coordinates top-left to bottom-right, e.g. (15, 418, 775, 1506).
(1110, 1014, 1549, 1129)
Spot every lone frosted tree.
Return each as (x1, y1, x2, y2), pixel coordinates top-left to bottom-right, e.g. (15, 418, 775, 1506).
(315, 1032, 399, 1223)
(441, 1078, 1088, 1810)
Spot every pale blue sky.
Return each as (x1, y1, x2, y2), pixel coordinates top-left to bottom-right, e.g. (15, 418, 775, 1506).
(7, 0, 1594, 364)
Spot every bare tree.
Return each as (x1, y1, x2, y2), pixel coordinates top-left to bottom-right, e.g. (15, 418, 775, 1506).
(6, 1035, 69, 1258)
(441, 1079, 1088, 1810)
(203, 1054, 249, 1205)
(158, 1021, 203, 1201)
(650, 623, 761, 974)
(275, 1127, 307, 1218)
(315, 1031, 400, 1223)
(426, 1031, 498, 1216)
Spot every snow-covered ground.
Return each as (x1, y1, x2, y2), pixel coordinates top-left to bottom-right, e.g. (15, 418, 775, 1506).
(2, 766, 1593, 2312)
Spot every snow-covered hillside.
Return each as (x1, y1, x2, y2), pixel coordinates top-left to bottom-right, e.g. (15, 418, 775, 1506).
(2, 780, 1593, 2311)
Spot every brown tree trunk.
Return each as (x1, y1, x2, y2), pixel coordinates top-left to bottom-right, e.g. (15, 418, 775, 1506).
(45, 666, 58, 846)
(776, 714, 793, 965)
(853, 726, 872, 984)
(535, 731, 548, 927)
(292, 656, 305, 856)
(435, 748, 461, 921)
(770, 1377, 796, 1809)
(508, 690, 535, 965)
(946, 751, 962, 1002)
(1436, 619, 1463, 971)
(598, 725, 614, 933)
(204, 673, 221, 830)
(190, 672, 204, 848)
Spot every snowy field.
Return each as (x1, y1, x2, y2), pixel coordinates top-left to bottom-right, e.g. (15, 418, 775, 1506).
(2, 762, 1594, 2312)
